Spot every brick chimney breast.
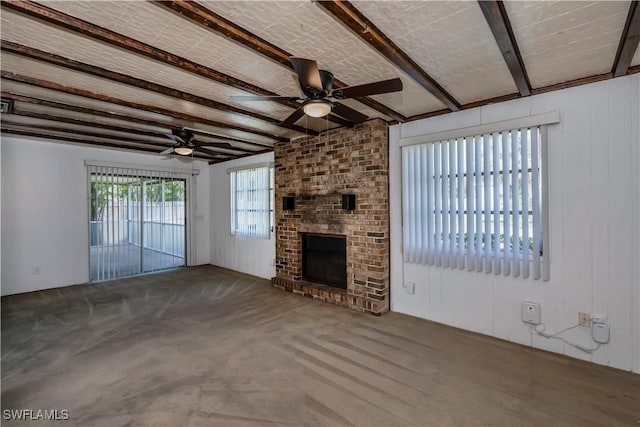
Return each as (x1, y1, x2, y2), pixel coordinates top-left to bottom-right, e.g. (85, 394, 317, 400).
(272, 119, 390, 315)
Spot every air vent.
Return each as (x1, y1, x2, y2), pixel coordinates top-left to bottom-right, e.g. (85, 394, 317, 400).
(0, 100, 14, 114)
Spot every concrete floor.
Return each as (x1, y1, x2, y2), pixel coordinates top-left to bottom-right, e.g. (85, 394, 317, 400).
(90, 244, 184, 282)
(2, 266, 639, 426)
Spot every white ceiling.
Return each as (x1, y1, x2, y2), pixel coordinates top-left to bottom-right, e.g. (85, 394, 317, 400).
(1, 0, 638, 163)
(504, 1, 630, 87)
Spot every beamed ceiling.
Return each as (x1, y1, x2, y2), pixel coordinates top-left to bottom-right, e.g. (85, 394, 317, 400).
(1, 0, 639, 164)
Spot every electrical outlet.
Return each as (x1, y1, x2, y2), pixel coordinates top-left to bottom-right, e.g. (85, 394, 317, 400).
(578, 312, 591, 327)
(403, 282, 415, 294)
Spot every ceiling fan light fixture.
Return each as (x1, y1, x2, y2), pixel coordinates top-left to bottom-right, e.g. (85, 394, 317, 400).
(174, 146, 194, 156)
(303, 99, 332, 118)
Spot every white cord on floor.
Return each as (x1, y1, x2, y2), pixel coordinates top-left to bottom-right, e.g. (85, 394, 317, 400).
(527, 322, 602, 354)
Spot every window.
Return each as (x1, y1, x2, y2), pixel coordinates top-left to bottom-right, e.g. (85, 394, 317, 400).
(401, 124, 550, 280)
(229, 165, 273, 239)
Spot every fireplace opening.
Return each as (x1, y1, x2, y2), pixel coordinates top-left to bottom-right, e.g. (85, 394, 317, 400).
(302, 233, 347, 289)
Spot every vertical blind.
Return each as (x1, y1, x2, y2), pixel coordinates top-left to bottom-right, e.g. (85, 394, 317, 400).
(88, 165, 187, 282)
(401, 126, 549, 280)
(230, 166, 271, 239)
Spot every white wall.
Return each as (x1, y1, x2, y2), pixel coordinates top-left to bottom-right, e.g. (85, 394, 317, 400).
(390, 74, 640, 373)
(209, 152, 275, 279)
(0, 139, 2, 293)
(1, 137, 210, 296)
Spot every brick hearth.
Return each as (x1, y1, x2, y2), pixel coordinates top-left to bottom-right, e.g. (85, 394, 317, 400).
(272, 119, 390, 315)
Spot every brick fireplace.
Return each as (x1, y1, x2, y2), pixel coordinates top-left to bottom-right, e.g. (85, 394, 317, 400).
(272, 119, 390, 315)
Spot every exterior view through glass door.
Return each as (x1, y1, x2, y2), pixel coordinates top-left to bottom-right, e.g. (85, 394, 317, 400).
(88, 165, 186, 282)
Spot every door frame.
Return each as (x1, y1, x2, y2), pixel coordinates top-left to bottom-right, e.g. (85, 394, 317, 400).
(85, 160, 199, 281)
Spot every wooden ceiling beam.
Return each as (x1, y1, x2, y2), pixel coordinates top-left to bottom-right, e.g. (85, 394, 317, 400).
(187, 129, 272, 149)
(2, 120, 172, 147)
(406, 93, 520, 122)
(208, 149, 273, 165)
(1, 40, 316, 136)
(154, 0, 407, 122)
(6, 108, 259, 155)
(1, 90, 285, 144)
(2, 71, 275, 150)
(0, 1, 292, 101)
(405, 65, 640, 123)
(11, 107, 169, 139)
(478, 0, 531, 96)
(612, 1, 640, 77)
(0, 127, 219, 160)
(0, 1, 348, 129)
(316, 0, 460, 112)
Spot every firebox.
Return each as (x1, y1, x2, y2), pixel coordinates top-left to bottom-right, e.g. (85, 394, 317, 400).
(302, 233, 347, 289)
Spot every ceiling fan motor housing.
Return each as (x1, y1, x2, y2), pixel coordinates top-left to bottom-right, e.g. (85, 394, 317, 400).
(172, 128, 195, 145)
(302, 70, 334, 98)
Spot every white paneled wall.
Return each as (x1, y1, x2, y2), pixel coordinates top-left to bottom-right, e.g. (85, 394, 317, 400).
(0, 137, 211, 296)
(390, 74, 640, 373)
(209, 152, 275, 279)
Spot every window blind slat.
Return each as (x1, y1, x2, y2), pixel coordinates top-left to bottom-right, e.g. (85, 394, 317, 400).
(502, 131, 511, 276)
(442, 141, 450, 268)
(434, 141, 442, 267)
(456, 138, 465, 269)
(448, 140, 457, 268)
(541, 126, 551, 281)
(531, 128, 541, 280)
(466, 137, 474, 270)
(109, 167, 115, 280)
(408, 147, 416, 262)
(415, 146, 423, 263)
(483, 134, 492, 273)
(492, 133, 501, 274)
(426, 144, 434, 265)
(402, 148, 411, 262)
(420, 145, 429, 264)
(511, 130, 521, 277)
(521, 128, 530, 278)
(474, 136, 482, 272)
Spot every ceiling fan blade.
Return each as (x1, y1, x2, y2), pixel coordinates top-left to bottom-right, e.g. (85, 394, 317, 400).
(332, 102, 369, 123)
(280, 106, 306, 127)
(160, 147, 174, 155)
(230, 95, 301, 102)
(290, 57, 323, 90)
(165, 134, 184, 144)
(195, 146, 223, 157)
(333, 78, 403, 99)
(197, 142, 234, 149)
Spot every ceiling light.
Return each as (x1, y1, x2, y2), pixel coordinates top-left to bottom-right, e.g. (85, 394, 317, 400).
(303, 99, 332, 118)
(174, 146, 193, 156)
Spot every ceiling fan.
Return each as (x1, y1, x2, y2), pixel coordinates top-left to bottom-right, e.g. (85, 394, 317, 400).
(230, 57, 403, 126)
(160, 128, 233, 157)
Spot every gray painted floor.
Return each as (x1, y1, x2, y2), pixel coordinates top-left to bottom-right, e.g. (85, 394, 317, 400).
(2, 266, 639, 426)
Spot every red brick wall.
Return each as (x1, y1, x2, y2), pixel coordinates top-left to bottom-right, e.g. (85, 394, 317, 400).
(273, 119, 389, 314)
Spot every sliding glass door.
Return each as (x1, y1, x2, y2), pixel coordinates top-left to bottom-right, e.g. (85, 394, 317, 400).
(88, 166, 186, 282)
